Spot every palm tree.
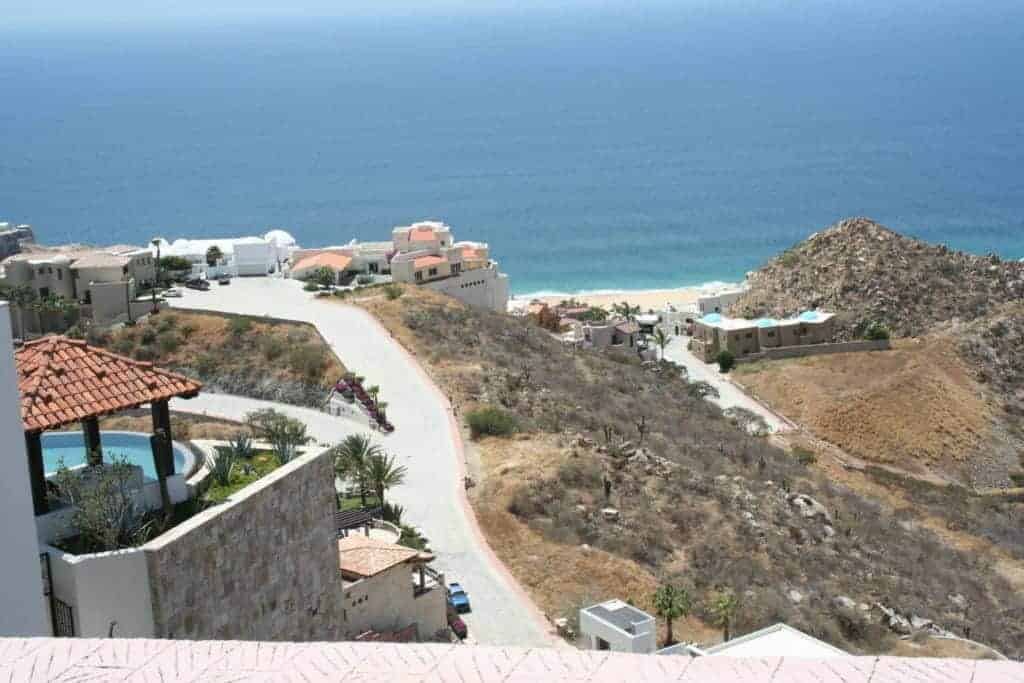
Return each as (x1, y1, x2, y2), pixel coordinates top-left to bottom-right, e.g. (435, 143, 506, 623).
(205, 245, 224, 268)
(709, 588, 740, 642)
(332, 434, 381, 506)
(366, 451, 407, 509)
(653, 584, 692, 646)
(652, 327, 671, 360)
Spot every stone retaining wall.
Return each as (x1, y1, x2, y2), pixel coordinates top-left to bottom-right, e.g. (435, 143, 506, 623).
(144, 448, 345, 641)
(735, 339, 891, 364)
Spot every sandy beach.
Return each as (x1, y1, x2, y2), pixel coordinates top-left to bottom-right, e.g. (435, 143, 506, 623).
(507, 283, 743, 313)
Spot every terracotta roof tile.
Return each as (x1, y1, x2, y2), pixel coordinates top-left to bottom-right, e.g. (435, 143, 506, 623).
(410, 227, 436, 241)
(16, 336, 202, 432)
(338, 535, 432, 578)
(292, 252, 353, 273)
(413, 255, 446, 269)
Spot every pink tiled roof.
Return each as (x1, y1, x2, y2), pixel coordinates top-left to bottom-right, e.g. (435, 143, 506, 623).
(0, 639, 1021, 681)
(338, 535, 433, 578)
(16, 336, 202, 432)
(292, 252, 353, 273)
(413, 255, 446, 269)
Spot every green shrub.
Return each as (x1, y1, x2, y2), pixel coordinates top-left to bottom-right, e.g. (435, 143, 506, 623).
(140, 327, 157, 346)
(160, 255, 191, 271)
(210, 445, 239, 487)
(303, 281, 320, 292)
(863, 322, 891, 341)
(288, 344, 328, 379)
(227, 317, 252, 337)
(466, 405, 518, 438)
(793, 446, 817, 466)
(158, 334, 181, 355)
(260, 336, 286, 360)
(356, 273, 374, 285)
(384, 284, 404, 300)
(716, 350, 736, 373)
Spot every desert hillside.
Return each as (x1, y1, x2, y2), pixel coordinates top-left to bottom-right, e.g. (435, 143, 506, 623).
(353, 285, 1022, 659)
(731, 217, 1024, 340)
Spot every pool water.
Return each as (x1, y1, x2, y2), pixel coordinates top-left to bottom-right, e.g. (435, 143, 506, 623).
(42, 431, 190, 480)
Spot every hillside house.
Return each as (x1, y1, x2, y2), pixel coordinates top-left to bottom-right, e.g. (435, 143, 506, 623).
(338, 535, 448, 641)
(691, 311, 836, 362)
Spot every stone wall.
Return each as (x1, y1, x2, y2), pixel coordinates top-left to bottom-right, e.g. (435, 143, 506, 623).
(734, 339, 891, 364)
(144, 448, 345, 641)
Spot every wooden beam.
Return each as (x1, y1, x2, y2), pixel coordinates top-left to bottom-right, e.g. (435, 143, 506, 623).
(82, 417, 102, 466)
(150, 400, 174, 476)
(24, 432, 49, 515)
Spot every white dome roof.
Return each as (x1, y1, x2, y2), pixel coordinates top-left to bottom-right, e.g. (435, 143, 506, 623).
(264, 229, 296, 247)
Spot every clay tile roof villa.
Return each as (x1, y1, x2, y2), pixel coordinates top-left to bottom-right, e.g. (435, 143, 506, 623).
(15, 335, 201, 516)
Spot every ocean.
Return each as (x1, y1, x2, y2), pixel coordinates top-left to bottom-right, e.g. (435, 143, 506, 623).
(2, 1, 1023, 296)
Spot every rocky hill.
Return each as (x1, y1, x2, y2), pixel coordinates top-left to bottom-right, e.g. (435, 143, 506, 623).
(731, 217, 1024, 339)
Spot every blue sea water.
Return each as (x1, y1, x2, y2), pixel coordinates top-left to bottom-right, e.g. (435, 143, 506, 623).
(2, 2, 1023, 295)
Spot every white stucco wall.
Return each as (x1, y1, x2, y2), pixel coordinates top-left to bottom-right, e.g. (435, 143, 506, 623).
(342, 564, 447, 639)
(0, 303, 48, 636)
(579, 607, 656, 654)
(423, 267, 509, 312)
(44, 543, 155, 638)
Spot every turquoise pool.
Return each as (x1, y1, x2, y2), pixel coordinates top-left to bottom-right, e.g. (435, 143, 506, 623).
(42, 431, 193, 481)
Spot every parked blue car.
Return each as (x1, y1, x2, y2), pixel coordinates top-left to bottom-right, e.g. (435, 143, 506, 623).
(448, 583, 471, 613)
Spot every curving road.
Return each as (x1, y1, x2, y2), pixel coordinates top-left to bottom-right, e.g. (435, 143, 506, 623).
(167, 278, 557, 647)
(662, 336, 792, 434)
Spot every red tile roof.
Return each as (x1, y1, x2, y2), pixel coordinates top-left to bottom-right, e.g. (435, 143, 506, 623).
(292, 252, 353, 273)
(338, 535, 434, 578)
(409, 227, 436, 241)
(413, 255, 446, 269)
(16, 336, 202, 432)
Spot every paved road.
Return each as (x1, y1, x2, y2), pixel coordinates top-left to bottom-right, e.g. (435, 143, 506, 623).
(662, 336, 791, 433)
(167, 278, 556, 647)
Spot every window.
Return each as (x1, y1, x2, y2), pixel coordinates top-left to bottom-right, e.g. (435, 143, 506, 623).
(428, 267, 438, 277)
(451, 263, 461, 275)
(57, 270, 62, 281)
(415, 271, 423, 282)
(767, 331, 775, 337)
(745, 332, 753, 339)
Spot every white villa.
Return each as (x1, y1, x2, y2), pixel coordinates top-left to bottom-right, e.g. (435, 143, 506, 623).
(152, 229, 297, 278)
(389, 220, 509, 312)
(287, 220, 510, 312)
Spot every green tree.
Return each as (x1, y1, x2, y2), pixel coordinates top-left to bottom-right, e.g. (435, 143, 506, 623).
(205, 245, 224, 267)
(49, 456, 155, 553)
(332, 434, 381, 507)
(614, 301, 640, 321)
(366, 451, 407, 509)
(709, 588, 740, 642)
(863, 321, 891, 341)
(653, 584, 692, 646)
(313, 266, 336, 288)
(244, 408, 310, 464)
(159, 255, 192, 272)
(652, 327, 672, 360)
(716, 349, 736, 373)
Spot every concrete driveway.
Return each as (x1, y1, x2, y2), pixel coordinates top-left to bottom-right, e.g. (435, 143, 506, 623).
(167, 278, 557, 647)
(662, 336, 791, 434)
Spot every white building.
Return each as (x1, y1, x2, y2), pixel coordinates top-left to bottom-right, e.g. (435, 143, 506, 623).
(690, 623, 848, 658)
(389, 221, 509, 312)
(154, 233, 294, 278)
(579, 599, 657, 654)
(697, 287, 747, 316)
(337, 535, 448, 640)
(0, 303, 48, 636)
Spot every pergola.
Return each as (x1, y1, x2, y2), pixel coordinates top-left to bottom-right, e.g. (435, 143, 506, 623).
(16, 336, 202, 515)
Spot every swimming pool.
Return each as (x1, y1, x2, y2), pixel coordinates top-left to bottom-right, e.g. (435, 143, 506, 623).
(42, 430, 195, 481)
